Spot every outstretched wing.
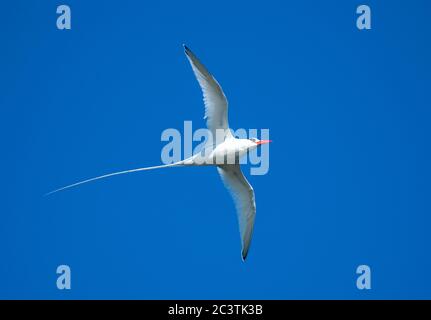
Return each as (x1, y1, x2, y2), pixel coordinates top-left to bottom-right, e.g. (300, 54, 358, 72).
(217, 165, 256, 260)
(184, 45, 232, 142)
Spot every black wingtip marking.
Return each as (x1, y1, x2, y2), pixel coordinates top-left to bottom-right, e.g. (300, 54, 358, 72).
(242, 251, 248, 262)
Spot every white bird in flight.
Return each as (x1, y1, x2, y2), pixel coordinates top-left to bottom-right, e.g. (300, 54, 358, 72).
(47, 45, 271, 260)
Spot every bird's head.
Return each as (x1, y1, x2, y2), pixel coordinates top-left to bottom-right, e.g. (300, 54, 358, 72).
(248, 137, 272, 147)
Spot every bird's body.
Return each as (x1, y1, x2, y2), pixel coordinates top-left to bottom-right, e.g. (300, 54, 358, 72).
(47, 45, 271, 261)
(182, 138, 257, 166)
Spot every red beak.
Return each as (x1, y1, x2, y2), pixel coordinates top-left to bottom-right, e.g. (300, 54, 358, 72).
(256, 140, 272, 145)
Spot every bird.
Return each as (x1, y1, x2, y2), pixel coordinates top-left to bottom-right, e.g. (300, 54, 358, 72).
(47, 45, 271, 261)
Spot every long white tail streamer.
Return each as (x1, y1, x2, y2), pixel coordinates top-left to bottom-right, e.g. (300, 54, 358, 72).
(45, 162, 182, 196)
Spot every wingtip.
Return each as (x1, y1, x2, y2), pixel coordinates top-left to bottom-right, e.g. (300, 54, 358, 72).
(241, 250, 248, 262)
(183, 44, 193, 57)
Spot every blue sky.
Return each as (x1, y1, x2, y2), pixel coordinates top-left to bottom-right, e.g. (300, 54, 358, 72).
(1, 0, 431, 299)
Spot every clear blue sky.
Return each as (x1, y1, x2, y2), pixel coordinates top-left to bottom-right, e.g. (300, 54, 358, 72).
(1, 0, 431, 299)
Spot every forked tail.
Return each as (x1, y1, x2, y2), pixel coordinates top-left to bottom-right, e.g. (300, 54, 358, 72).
(45, 161, 183, 196)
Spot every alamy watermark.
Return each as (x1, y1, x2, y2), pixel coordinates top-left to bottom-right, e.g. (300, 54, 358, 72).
(56, 5, 71, 30)
(56, 264, 71, 290)
(356, 5, 371, 30)
(160, 121, 270, 175)
(356, 265, 371, 290)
